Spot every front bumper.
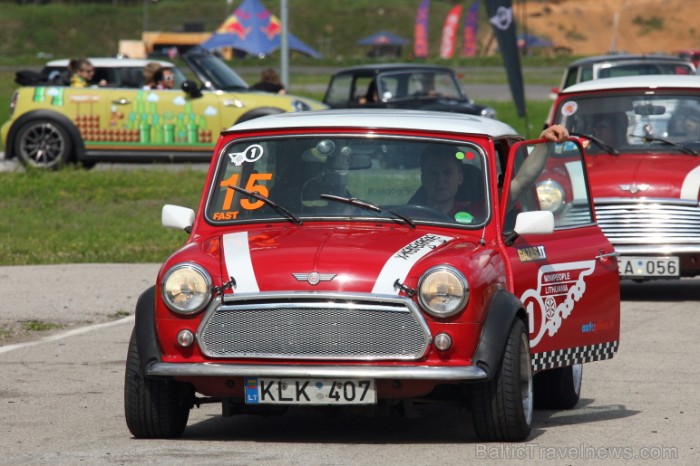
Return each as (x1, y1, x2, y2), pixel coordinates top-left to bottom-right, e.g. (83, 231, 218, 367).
(146, 362, 487, 381)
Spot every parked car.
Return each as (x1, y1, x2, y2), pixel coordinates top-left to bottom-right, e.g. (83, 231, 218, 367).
(550, 53, 696, 97)
(124, 109, 620, 441)
(1, 52, 326, 170)
(322, 64, 496, 118)
(547, 74, 700, 280)
(675, 49, 700, 68)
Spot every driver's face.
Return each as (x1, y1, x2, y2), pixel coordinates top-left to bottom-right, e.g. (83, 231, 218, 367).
(421, 156, 463, 204)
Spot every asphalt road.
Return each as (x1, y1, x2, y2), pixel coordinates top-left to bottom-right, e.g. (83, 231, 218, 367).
(0, 264, 698, 465)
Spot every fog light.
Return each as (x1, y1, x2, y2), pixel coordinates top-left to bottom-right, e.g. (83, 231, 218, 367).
(434, 333, 452, 351)
(176, 329, 195, 348)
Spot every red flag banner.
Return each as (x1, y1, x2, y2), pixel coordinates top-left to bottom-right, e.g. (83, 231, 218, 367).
(413, 0, 430, 58)
(440, 4, 463, 59)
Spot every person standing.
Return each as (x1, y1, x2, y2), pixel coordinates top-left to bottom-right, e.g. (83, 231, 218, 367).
(251, 68, 286, 94)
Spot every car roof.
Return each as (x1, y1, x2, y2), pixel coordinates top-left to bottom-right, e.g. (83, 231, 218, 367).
(44, 57, 174, 68)
(332, 63, 453, 74)
(566, 53, 691, 67)
(226, 109, 518, 138)
(560, 74, 700, 94)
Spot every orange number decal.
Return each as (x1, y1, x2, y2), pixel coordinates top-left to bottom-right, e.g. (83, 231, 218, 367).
(240, 173, 273, 210)
(218, 173, 273, 211)
(219, 173, 240, 211)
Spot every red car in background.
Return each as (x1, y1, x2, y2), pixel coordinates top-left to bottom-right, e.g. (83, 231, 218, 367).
(547, 75, 700, 280)
(124, 109, 620, 442)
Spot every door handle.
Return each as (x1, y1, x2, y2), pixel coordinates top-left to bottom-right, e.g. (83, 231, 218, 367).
(111, 98, 130, 105)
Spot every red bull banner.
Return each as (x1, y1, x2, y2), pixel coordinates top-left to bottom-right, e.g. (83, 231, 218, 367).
(462, 0, 480, 57)
(439, 4, 463, 59)
(413, 0, 430, 58)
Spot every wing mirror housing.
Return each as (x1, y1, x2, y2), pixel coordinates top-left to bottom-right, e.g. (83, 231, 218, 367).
(162, 204, 195, 233)
(504, 210, 555, 246)
(181, 80, 203, 98)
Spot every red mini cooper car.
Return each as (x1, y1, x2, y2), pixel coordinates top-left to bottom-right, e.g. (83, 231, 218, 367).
(124, 109, 620, 442)
(547, 75, 700, 280)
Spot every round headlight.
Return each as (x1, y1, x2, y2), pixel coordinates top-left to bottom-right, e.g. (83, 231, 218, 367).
(162, 263, 212, 314)
(418, 266, 469, 318)
(536, 179, 565, 213)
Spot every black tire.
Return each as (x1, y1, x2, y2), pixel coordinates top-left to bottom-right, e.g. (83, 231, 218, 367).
(534, 363, 582, 409)
(13, 118, 74, 170)
(470, 318, 533, 441)
(124, 330, 192, 438)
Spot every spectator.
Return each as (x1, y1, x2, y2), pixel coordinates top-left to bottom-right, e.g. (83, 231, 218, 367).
(68, 58, 106, 87)
(251, 68, 286, 94)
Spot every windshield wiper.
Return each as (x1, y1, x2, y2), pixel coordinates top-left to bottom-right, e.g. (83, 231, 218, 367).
(629, 134, 698, 156)
(320, 194, 416, 228)
(570, 132, 619, 155)
(228, 185, 302, 225)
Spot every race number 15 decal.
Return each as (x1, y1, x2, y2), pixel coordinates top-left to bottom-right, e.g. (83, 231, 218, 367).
(219, 173, 273, 210)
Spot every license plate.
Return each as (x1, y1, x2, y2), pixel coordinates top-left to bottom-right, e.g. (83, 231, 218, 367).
(618, 256, 680, 277)
(244, 377, 376, 405)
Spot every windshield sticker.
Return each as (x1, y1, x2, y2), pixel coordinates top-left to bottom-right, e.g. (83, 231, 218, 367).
(454, 211, 474, 224)
(219, 172, 273, 211)
(519, 260, 596, 347)
(517, 245, 546, 262)
(561, 101, 578, 116)
(372, 234, 454, 295)
(228, 144, 264, 166)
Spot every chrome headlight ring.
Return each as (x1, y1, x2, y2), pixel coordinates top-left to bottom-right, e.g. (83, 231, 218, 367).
(418, 265, 469, 318)
(161, 263, 212, 315)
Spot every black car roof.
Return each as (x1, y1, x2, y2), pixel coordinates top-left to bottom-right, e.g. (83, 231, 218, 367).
(331, 63, 453, 76)
(567, 53, 691, 67)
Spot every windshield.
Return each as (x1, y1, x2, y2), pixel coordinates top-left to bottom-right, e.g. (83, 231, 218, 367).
(554, 92, 700, 154)
(376, 70, 468, 102)
(205, 135, 489, 227)
(184, 53, 249, 91)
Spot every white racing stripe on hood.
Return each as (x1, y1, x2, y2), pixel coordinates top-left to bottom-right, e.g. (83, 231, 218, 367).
(681, 165, 700, 200)
(223, 232, 260, 293)
(372, 234, 454, 295)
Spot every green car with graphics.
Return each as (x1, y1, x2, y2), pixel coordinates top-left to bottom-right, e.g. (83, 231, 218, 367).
(1, 52, 326, 169)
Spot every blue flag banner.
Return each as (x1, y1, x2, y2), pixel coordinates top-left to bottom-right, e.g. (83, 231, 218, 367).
(414, 0, 430, 58)
(485, 0, 526, 118)
(462, 1, 480, 57)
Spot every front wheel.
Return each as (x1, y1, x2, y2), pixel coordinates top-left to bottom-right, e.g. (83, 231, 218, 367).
(534, 363, 582, 409)
(13, 119, 73, 170)
(469, 318, 533, 441)
(124, 330, 193, 438)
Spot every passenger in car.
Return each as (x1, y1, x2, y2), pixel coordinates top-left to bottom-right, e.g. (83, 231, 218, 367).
(142, 62, 162, 89)
(413, 125, 569, 219)
(151, 67, 175, 90)
(68, 58, 107, 87)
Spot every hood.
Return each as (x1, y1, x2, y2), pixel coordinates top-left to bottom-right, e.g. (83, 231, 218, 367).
(585, 153, 700, 201)
(219, 225, 477, 295)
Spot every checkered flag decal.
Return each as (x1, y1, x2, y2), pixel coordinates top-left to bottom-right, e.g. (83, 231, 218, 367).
(532, 341, 618, 372)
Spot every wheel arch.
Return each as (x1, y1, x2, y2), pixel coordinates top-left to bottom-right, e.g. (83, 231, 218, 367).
(5, 109, 84, 162)
(134, 285, 163, 375)
(472, 289, 527, 380)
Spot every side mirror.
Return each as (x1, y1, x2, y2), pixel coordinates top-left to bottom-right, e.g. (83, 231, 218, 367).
(504, 210, 554, 246)
(181, 80, 203, 98)
(162, 204, 195, 232)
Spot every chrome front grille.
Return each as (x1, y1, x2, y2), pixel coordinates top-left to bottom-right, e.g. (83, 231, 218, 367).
(595, 198, 700, 245)
(198, 293, 431, 360)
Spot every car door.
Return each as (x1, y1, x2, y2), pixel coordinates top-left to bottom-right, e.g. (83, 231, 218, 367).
(92, 87, 220, 152)
(500, 139, 620, 371)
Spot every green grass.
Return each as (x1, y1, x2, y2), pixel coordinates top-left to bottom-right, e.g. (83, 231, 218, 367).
(21, 320, 64, 332)
(0, 167, 205, 265)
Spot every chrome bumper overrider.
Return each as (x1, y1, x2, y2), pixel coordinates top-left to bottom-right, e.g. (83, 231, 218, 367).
(146, 362, 488, 380)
